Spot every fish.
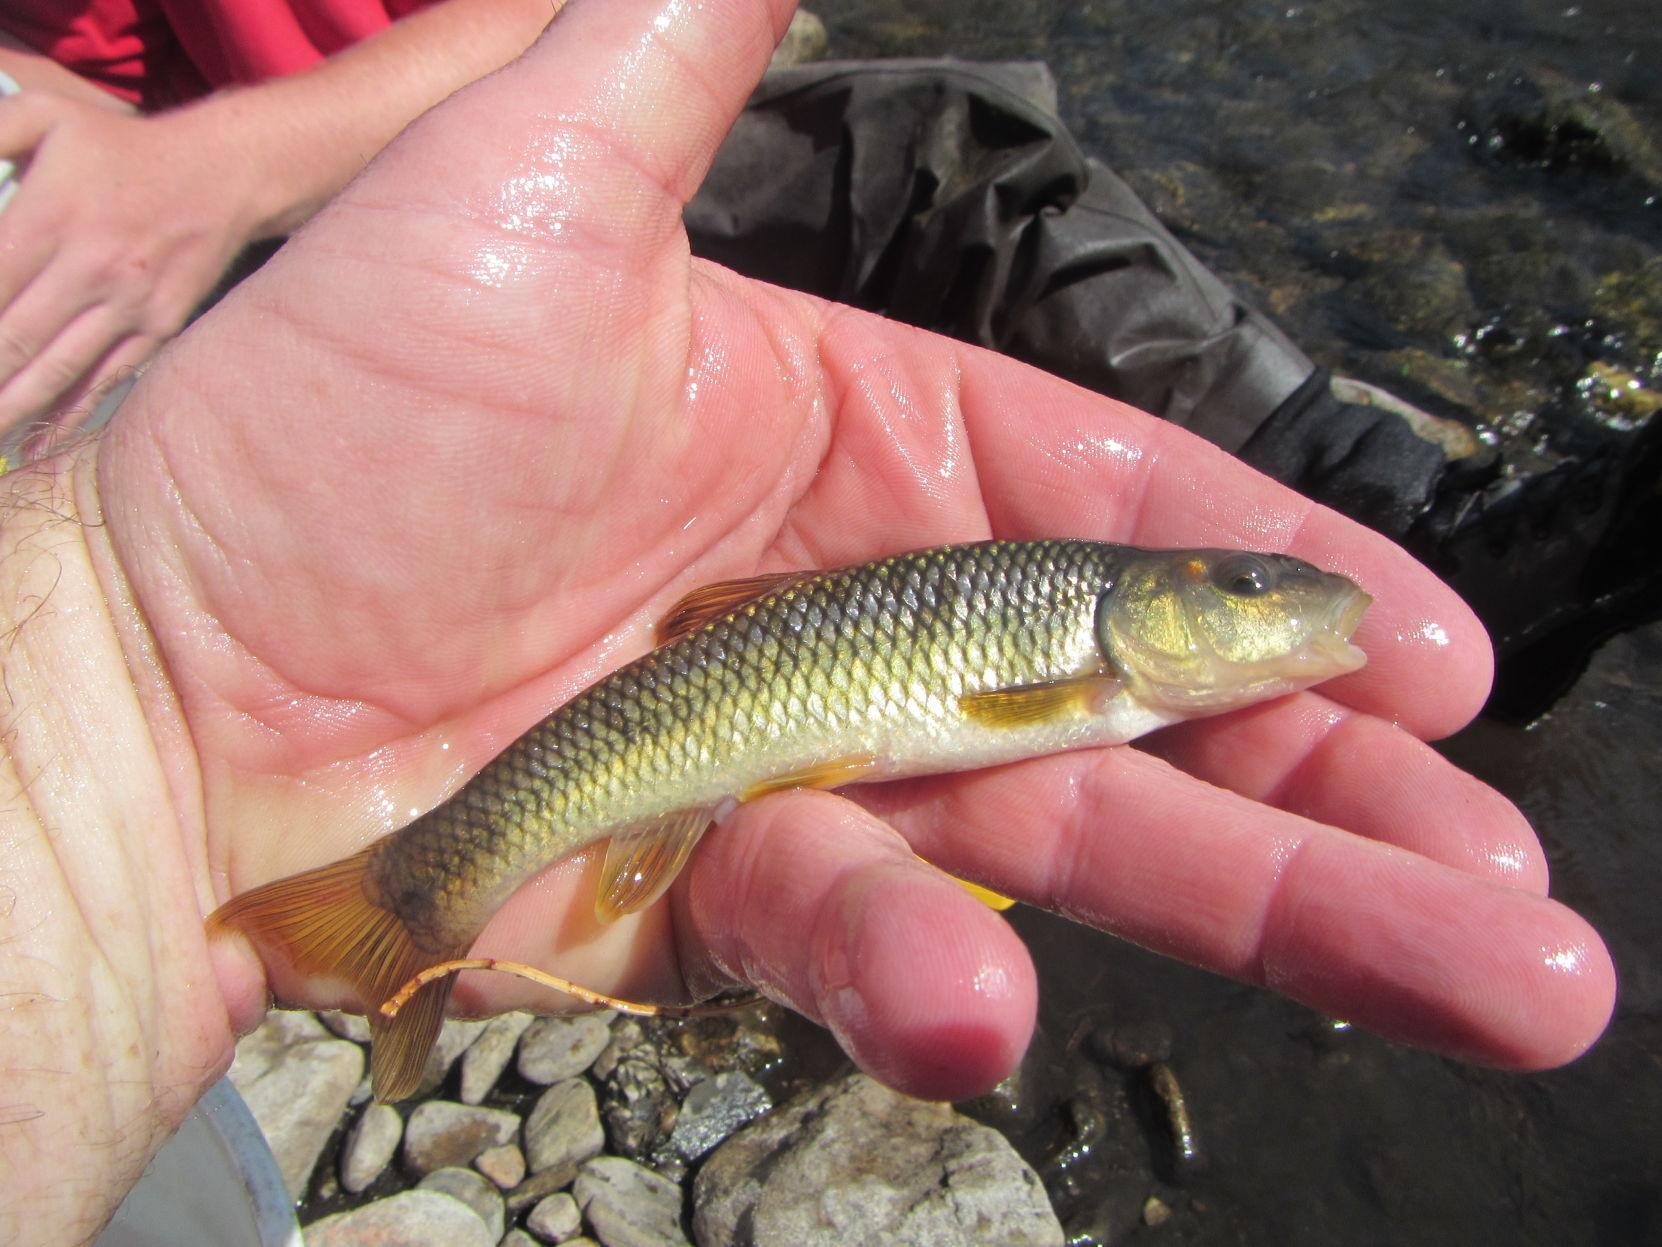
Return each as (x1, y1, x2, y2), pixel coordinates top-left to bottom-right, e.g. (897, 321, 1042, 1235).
(209, 540, 1370, 1100)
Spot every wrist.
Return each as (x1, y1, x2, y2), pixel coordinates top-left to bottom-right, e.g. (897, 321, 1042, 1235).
(0, 450, 247, 1244)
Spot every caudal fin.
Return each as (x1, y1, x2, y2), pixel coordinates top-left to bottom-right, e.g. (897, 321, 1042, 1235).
(208, 849, 465, 1101)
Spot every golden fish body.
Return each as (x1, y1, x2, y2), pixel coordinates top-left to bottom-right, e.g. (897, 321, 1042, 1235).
(212, 540, 1369, 1099)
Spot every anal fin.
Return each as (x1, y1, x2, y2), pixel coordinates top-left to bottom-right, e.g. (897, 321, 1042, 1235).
(739, 753, 880, 802)
(959, 674, 1121, 729)
(596, 807, 715, 923)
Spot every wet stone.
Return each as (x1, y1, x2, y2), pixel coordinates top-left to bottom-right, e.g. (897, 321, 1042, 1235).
(460, 1011, 535, 1104)
(664, 1071, 771, 1162)
(524, 1078, 606, 1175)
(340, 1102, 403, 1195)
(417, 1166, 506, 1241)
(403, 1101, 520, 1175)
(574, 1155, 689, 1247)
(600, 1057, 677, 1160)
(475, 1141, 527, 1189)
(518, 1013, 614, 1085)
(693, 1071, 1062, 1247)
(232, 1023, 364, 1198)
(526, 1190, 582, 1242)
(304, 1190, 496, 1247)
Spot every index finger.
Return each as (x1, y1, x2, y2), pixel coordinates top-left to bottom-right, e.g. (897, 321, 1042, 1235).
(956, 348, 1492, 739)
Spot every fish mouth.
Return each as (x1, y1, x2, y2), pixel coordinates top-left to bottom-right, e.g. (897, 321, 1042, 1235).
(1307, 585, 1371, 674)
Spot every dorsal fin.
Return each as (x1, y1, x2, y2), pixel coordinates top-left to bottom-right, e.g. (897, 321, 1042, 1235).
(656, 571, 812, 644)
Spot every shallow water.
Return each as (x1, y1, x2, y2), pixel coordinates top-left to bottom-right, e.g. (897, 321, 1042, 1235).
(803, 3, 1661, 1242)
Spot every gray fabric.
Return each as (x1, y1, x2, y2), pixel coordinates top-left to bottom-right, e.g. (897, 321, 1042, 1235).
(686, 60, 1314, 452)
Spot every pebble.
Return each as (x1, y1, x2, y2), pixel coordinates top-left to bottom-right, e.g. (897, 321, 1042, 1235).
(600, 1057, 677, 1160)
(693, 1072, 1063, 1247)
(340, 1102, 404, 1194)
(574, 1155, 689, 1247)
(590, 1018, 647, 1082)
(475, 1141, 527, 1189)
(417, 1018, 489, 1096)
(526, 1190, 583, 1242)
(228, 1008, 329, 1086)
(501, 1233, 541, 1247)
(320, 1010, 373, 1043)
(232, 1016, 364, 1198)
(664, 1071, 771, 1162)
(417, 1166, 506, 1241)
(304, 1190, 496, 1247)
(505, 1160, 581, 1215)
(460, 1011, 536, 1104)
(524, 1078, 606, 1175)
(403, 1100, 521, 1175)
(517, 1014, 614, 1085)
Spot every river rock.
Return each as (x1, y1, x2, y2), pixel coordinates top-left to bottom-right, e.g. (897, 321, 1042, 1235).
(403, 1101, 521, 1175)
(320, 1010, 373, 1043)
(475, 1141, 527, 1189)
(340, 1102, 404, 1194)
(232, 1019, 364, 1198)
(228, 1008, 329, 1086)
(526, 1190, 582, 1242)
(517, 1014, 614, 1085)
(574, 1156, 688, 1247)
(416, 1018, 489, 1096)
(304, 1190, 496, 1247)
(417, 1166, 506, 1241)
(524, 1078, 606, 1174)
(692, 1072, 1063, 1247)
(460, 1011, 536, 1104)
(600, 1057, 677, 1160)
(664, 1071, 771, 1162)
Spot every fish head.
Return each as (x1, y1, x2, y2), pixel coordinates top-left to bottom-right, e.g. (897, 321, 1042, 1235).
(1095, 549, 1370, 713)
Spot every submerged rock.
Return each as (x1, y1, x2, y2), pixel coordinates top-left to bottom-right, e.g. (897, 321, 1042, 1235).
(693, 1072, 1062, 1247)
(663, 1071, 771, 1162)
(304, 1190, 495, 1247)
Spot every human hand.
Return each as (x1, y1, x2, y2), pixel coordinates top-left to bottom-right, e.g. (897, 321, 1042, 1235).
(0, 91, 262, 453)
(0, 0, 1614, 1237)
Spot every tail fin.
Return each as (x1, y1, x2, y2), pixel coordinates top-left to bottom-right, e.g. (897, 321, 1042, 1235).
(208, 849, 466, 1102)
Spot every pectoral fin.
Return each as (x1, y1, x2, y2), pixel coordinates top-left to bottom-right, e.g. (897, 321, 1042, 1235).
(596, 807, 715, 923)
(739, 753, 881, 802)
(657, 571, 812, 644)
(959, 674, 1121, 728)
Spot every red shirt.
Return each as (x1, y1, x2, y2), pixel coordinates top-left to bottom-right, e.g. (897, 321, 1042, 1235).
(1, 0, 432, 110)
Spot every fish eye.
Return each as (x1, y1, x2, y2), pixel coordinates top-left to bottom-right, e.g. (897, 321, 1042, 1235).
(1213, 554, 1275, 597)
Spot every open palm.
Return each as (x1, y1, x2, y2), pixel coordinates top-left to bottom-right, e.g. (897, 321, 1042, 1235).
(97, 0, 1611, 1100)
